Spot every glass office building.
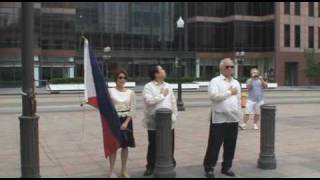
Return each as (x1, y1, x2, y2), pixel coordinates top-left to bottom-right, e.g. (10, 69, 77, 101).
(0, 2, 319, 86)
(74, 2, 195, 83)
(0, 2, 76, 86)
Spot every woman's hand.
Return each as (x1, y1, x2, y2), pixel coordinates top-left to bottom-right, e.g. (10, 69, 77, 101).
(120, 122, 128, 130)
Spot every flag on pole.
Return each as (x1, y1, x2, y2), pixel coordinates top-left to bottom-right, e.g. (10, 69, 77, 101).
(83, 38, 123, 157)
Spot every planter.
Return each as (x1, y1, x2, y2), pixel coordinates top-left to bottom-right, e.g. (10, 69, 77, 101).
(169, 83, 200, 90)
(194, 81, 278, 89)
(193, 81, 209, 87)
(241, 83, 278, 89)
(47, 82, 136, 93)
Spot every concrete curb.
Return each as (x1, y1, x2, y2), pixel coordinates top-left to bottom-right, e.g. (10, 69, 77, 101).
(1, 88, 320, 96)
(1, 100, 320, 114)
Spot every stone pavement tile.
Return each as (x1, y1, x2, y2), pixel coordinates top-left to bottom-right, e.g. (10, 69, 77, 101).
(231, 160, 283, 178)
(40, 166, 68, 178)
(51, 151, 88, 160)
(1, 103, 320, 178)
(0, 161, 19, 170)
(39, 158, 57, 168)
(59, 162, 105, 177)
(128, 164, 285, 178)
(0, 168, 20, 178)
(57, 156, 96, 166)
(276, 164, 320, 178)
(129, 166, 206, 178)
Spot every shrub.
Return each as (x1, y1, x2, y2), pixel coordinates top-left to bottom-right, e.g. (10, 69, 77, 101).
(304, 49, 320, 81)
(165, 77, 195, 83)
(49, 77, 84, 84)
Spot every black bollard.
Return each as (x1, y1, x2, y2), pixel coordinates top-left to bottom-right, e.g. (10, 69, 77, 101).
(154, 108, 176, 178)
(257, 104, 277, 169)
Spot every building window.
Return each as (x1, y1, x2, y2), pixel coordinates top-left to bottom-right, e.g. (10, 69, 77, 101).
(294, 2, 300, 15)
(284, 2, 290, 15)
(309, 26, 314, 48)
(309, 2, 314, 17)
(284, 24, 290, 47)
(294, 25, 300, 48)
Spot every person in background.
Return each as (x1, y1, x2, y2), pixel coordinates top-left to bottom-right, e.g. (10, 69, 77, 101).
(239, 68, 268, 130)
(108, 69, 136, 178)
(142, 65, 178, 176)
(203, 58, 241, 178)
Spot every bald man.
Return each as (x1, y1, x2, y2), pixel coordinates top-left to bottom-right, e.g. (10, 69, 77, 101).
(203, 58, 241, 178)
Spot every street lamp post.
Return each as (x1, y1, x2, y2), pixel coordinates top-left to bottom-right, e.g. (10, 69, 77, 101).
(79, 15, 84, 36)
(234, 51, 245, 80)
(103, 46, 111, 80)
(176, 16, 185, 111)
(19, 2, 40, 178)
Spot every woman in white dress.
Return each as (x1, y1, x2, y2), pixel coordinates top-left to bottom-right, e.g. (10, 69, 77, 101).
(108, 69, 136, 178)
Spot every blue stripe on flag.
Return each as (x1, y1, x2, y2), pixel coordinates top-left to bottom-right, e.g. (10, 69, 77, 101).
(89, 46, 123, 143)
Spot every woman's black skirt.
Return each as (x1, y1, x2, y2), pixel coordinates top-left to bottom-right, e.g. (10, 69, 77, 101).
(120, 117, 136, 148)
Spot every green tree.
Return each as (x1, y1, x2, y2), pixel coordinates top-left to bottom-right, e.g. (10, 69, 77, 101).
(304, 49, 320, 81)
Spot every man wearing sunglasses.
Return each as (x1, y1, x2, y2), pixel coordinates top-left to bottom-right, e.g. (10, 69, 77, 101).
(203, 58, 241, 178)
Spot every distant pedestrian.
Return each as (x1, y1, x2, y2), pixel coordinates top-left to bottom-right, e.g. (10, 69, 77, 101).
(203, 58, 241, 178)
(142, 65, 178, 176)
(239, 68, 268, 130)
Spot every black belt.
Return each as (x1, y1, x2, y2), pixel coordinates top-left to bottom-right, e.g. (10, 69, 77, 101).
(118, 110, 130, 113)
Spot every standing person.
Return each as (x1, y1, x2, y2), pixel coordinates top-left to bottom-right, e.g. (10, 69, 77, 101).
(142, 65, 178, 176)
(239, 68, 268, 130)
(108, 69, 136, 178)
(203, 58, 242, 178)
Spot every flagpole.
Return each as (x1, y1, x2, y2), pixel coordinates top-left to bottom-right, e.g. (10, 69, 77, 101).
(19, 2, 40, 178)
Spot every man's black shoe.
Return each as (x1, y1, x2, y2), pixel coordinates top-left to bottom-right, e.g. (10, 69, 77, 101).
(221, 169, 236, 177)
(143, 168, 153, 177)
(204, 167, 215, 178)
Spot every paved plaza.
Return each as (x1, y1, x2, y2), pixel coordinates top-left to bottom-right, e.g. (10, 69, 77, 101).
(0, 91, 320, 178)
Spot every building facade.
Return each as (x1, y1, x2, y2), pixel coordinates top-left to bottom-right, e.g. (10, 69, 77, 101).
(0, 2, 319, 86)
(275, 2, 320, 86)
(0, 2, 76, 87)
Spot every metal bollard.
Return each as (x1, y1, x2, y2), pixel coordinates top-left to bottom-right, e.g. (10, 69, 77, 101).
(257, 104, 277, 169)
(154, 108, 176, 178)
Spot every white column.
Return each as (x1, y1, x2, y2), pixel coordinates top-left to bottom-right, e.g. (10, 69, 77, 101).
(234, 58, 239, 79)
(258, 59, 264, 76)
(34, 56, 40, 87)
(68, 57, 75, 78)
(34, 66, 39, 87)
(69, 67, 75, 78)
(196, 58, 200, 79)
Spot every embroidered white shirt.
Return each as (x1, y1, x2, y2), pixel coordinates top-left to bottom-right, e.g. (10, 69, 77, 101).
(143, 81, 178, 130)
(208, 74, 242, 124)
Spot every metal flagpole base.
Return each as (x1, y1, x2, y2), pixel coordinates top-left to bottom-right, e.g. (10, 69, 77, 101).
(19, 115, 40, 178)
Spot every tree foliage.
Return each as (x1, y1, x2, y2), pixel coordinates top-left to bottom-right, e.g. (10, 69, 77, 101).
(304, 49, 320, 81)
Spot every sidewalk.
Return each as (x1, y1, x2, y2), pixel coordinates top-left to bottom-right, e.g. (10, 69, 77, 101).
(0, 104, 320, 178)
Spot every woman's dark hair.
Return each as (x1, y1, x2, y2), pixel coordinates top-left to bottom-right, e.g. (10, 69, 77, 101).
(113, 69, 128, 82)
(148, 65, 161, 81)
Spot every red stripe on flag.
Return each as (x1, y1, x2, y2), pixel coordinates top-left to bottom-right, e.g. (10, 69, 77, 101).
(88, 97, 98, 108)
(100, 114, 121, 158)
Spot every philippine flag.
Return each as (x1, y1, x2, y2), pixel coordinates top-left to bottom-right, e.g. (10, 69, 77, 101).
(83, 38, 123, 158)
